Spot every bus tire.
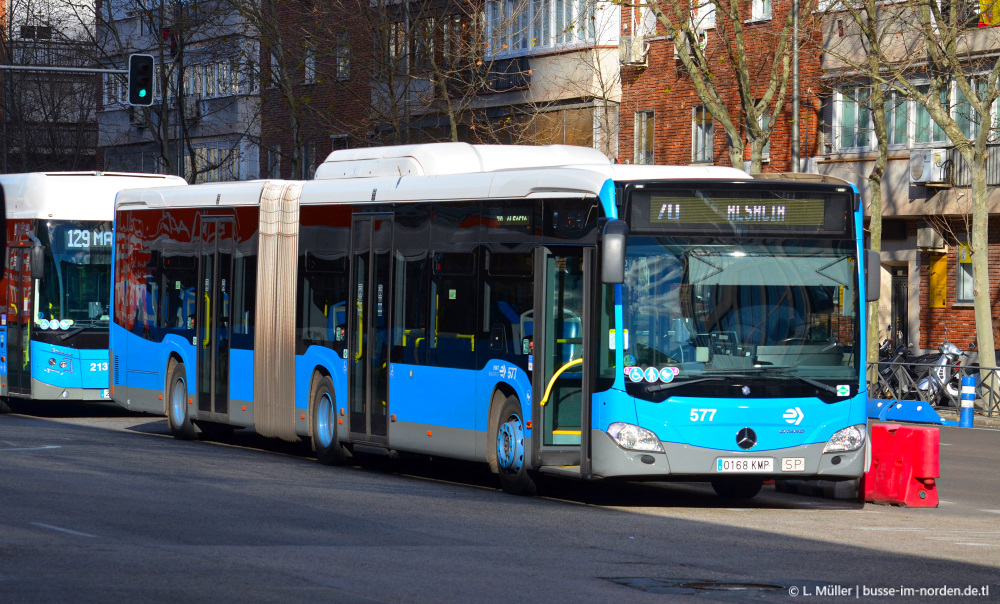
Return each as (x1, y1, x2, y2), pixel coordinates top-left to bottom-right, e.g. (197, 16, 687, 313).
(166, 360, 197, 440)
(711, 478, 763, 499)
(0, 397, 12, 414)
(495, 396, 536, 496)
(312, 375, 348, 466)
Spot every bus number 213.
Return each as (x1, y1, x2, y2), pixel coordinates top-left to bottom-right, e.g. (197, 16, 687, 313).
(90, 362, 109, 372)
(690, 408, 717, 422)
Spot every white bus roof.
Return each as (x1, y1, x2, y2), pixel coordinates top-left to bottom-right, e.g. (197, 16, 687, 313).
(116, 180, 278, 210)
(315, 142, 750, 182)
(1, 172, 186, 220)
(116, 144, 755, 210)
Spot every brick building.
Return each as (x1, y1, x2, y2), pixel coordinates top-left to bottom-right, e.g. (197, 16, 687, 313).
(619, 1, 823, 170)
(258, 0, 372, 179)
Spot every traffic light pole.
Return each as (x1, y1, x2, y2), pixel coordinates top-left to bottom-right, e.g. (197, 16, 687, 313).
(0, 65, 126, 74)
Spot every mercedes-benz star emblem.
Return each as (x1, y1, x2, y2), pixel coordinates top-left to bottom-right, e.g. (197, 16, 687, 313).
(736, 427, 757, 450)
(741, 385, 751, 396)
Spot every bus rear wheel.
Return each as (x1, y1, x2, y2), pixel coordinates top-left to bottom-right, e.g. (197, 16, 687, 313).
(711, 478, 763, 499)
(495, 396, 536, 496)
(166, 360, 197, 440)
(0, 397, 12, 414)
(312, 375, 348, 466)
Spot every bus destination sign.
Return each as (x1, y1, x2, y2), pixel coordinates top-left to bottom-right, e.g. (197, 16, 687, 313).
(65, 228, 113, 249)
(649, 195, 826, 227)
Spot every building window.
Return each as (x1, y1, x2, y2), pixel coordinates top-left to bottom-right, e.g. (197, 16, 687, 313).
(267, 146, 281, 179)
(299, 142, 316, 179)
(487, 0, 594, 58)
(104, 73, 126, 105)
(304, 42, 316, 84)
(954, 77, 991, 140)
(751, 0, 772, 20)
(693, 0, 716, 29)
(957, 243, 973, 304)
(838, 86, 871, 150)
(692, 106, 713, 163)
(884, 89, 908, 147)
(331, 134, 349, 153)
(748, 109, 770, 159)
(337, 33, 351, 80)
(634, 110, 654, 165)
(914, 84, 947, 144)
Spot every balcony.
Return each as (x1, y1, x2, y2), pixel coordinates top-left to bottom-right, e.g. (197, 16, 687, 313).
(947, 144, 1000, 187)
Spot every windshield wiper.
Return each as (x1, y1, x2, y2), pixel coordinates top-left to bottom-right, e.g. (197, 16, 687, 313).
(759, 368, 840, 395)
(645, 376, 726, 393)
(59, 326, 90, 340)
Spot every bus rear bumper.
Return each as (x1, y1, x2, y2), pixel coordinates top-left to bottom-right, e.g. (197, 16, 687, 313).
(590, 430, 864, 481)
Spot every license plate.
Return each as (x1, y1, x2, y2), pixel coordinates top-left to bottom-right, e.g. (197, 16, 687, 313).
(716, 458, 773, 473)
(102, 388, 109, 399)
(781, 457, 806, 472)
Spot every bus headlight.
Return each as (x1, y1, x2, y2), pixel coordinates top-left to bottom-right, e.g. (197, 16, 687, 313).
(823, 424, 866, 453)
(607, 422, 664, 453)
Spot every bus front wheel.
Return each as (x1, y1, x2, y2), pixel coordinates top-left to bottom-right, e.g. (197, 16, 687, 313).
(166, 360, 197, 440)
(495, 396, 536, 496)
(710, 478, 763, 499)
(312, 375, 348, 466)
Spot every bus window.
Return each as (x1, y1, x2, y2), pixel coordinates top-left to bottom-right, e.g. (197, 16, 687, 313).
(160, 254, 198, 330)
(298, 250, 349, 354)
(393, 205, 431, 365)
(484, 250, 532, 357)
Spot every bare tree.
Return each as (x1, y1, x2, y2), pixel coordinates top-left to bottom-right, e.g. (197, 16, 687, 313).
(826, 1, 1000, 377)
(638, 0, 814, 172)
(96, 0, 262, 182)
(1, 0, 101, 171)
(819, 1, 900, 363)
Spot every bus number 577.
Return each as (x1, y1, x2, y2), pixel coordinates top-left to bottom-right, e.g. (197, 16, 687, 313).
(690, 408, 716, 422)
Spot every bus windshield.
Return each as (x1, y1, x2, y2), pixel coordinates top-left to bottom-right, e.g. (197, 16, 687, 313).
(35, 220, 113, 331)
(621, 237, 859, 400)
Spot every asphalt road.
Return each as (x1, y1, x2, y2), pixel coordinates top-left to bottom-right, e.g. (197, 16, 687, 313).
(1, 403, 998, 603)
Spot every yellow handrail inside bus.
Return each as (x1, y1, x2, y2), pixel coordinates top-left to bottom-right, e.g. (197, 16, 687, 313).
(456, 333, 475, 352)
(202, 293, 210, 347)
(355, 298, 364, 361)
(539, 358, 583, 407)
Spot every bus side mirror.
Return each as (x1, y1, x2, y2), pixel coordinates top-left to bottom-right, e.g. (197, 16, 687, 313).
(601, 219, 628, 284)
(31, 245, 45, 281)
(865, 249, 880, 302)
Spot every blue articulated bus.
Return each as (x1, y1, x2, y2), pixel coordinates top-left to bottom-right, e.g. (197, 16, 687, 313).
(110, 143, 879, 498)
(0, 172, 186, 413)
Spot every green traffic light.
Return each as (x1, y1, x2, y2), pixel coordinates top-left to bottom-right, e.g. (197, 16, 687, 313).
(139, 90, 147, 98)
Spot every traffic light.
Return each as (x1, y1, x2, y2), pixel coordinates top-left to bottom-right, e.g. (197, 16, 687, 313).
(128, 54, 154, 106)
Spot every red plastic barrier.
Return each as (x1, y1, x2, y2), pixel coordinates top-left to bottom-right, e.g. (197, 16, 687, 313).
(862, 423, 940, 507)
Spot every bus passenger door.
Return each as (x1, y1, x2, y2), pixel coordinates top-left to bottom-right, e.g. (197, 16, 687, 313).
(196, 217, 234, 420)
(531, 247, 595, 475)
(7, 248, 32, 395)
(349, 215, 392, 446)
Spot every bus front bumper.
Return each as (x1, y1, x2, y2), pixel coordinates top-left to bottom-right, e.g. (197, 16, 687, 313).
(30, 378, 112, 402)
(590, 429, 865, 481)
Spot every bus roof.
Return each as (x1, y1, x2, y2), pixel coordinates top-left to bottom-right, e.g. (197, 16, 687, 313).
(1, 171, 186, 220)
(116, 145, 760, 210)
(314, 143, 750, 182)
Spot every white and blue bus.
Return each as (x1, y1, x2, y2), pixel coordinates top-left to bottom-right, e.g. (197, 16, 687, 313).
(110, 143, 878, 498)
(0, 172, 186, 413)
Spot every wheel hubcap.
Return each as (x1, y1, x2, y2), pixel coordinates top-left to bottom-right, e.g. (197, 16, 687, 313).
(170, 379, 185, 425)
(496, 415, 524, 474)
(316, 392, 334, 448)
